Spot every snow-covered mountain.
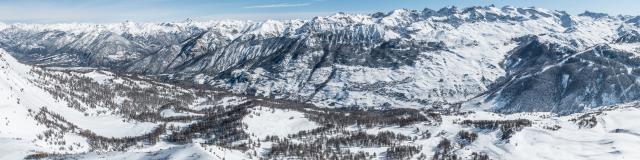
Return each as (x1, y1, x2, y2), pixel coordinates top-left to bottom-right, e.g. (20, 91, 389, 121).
(4, 6, 640, 159)
(3, 6, 640, 114)
(3, 48, 640, 159)
(0, 48, 257, 159)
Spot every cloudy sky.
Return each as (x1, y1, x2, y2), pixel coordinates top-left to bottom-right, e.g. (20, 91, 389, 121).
(1, 0, 639, 23)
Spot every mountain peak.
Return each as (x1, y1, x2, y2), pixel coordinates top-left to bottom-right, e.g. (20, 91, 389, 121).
(578, 11, 610, 19)
(437, 6, 460, 15)
(183, 18, 194, 23)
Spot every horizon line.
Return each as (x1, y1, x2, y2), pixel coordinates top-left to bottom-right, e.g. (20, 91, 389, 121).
(0, 5, 636, 25)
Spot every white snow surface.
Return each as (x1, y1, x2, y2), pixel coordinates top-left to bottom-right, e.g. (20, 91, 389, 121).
(0, 50, 159, 159)
(1, 6, 640, 160)
(243, 107, 319, 138)
(4, 47, 640, 159)
(59, 144, 249, 160)
(499, 107, 640, 160)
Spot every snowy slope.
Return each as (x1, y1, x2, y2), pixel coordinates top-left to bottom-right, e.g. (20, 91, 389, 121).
(467, 104, 640, 160)
(1, 49, 84, 159)
(58, 144, 250, 160)
(3, 48, 640, 159)
(243, 107, 319, 138)
(1, 49, 252, 159)
(3, 6, 639, 114)
(0, 50, 167, 158)
(1, 5, 640, 160)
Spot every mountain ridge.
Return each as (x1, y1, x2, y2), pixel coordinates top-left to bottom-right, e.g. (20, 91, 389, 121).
(1, 5, 640, 114)
(3, 6, 640, 159)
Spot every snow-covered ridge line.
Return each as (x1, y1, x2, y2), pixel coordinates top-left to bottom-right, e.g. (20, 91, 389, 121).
(0, 5, 637, 34)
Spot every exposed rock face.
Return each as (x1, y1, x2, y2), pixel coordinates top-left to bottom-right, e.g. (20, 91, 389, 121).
(487, 37, 640, 114)
(1, 6, 640, 114)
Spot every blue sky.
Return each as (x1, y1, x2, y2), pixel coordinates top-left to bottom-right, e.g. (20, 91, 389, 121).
(1, 0, 639, 23)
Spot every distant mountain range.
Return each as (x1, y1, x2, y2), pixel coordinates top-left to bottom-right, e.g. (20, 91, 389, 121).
(2, 6, 640, 114)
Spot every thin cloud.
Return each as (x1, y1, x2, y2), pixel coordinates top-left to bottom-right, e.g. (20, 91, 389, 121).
(195, 12, 334, 21)
(244, 3, 311, 9)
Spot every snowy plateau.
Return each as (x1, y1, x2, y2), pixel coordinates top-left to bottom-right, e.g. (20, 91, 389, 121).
(0, 5, 640, 160)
